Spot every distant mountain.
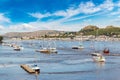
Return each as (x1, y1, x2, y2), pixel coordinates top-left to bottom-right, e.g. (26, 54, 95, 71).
(3, 30, 65, 38)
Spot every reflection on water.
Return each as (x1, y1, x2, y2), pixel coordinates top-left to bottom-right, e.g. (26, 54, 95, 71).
(0, 40, 120, 80)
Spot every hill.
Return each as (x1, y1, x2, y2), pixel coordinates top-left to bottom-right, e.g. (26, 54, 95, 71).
(3, 30, 65, 38)
(79, 25, 120, 36)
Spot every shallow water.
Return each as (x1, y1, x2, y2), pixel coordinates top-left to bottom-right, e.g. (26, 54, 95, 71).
(0, 40, 120, 80)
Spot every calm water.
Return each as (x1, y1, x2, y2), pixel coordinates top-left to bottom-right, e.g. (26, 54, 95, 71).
(0, 40, 120, 80)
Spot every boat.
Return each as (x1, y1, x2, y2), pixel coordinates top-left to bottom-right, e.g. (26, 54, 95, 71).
(13, 46, 21, 51)
(37, 48, 50, 53)
(103, 36, 110, 55)
(72, 34, 84, 49)
(37, 47, 57, 53)
(72, 44, 84, 49)
(103, 48, 109, 54)
(20, 64, 40, 74)
(31, 64, 40, 73)
(36, 39, 58, 53)
(91, 30, 105, 62)
(91, 53, 105, 62)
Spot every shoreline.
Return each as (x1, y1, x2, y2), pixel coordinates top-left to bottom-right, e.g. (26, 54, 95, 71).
(3, 37, 120, 42)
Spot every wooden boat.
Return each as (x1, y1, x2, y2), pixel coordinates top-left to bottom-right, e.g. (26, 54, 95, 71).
(20, 64, 40, 74)
(36, 39, 58, 53)
(36, 48, 57, 53)
(39, 48, 51, 53)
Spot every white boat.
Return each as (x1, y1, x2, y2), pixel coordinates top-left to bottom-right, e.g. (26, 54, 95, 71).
(91, 30, 105, 62)
(36, 39, 58, 53)
(49, 47, 58, 53)
(13, 45, 24, 51)
(72, 44, 84, 49)
(72, 34, 84, 49)
(13, 46, 21, 51)
(91, 53, 105, 62)
(30, 64, 40, 73)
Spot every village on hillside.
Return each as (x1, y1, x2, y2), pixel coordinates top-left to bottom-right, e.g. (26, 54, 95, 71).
(1, 25, 120, 41)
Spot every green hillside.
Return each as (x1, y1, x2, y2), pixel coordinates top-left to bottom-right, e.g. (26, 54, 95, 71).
(79, 25, 120, 37)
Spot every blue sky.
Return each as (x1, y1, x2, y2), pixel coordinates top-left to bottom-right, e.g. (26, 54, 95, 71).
(0, 0, 120, 34)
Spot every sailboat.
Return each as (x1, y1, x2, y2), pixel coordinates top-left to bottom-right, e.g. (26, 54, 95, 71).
(91, 30, 105, 62)
(49, 39, 58, 53)
(72, 34, 84, 49)
(103, 48, 109, 54)
(103, 37, 110, 55)
(91, 52, 105, 62)
(36, 39, 58, 53)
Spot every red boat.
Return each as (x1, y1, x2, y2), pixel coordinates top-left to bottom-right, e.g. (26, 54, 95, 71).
(103, 48, 109, 54)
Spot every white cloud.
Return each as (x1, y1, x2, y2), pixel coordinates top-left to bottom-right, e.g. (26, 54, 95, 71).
(54, 10, 68, 17)
(1, 0, 120, 34)
(78, 1, 100, 14)
(110, 10, 120, 15)
(0, 13, 10, 23)
(99, 0, 114, 11)
(29, 0, 114, 23)
(29, 12, 51, 19)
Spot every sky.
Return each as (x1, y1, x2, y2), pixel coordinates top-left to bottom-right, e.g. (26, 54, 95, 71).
(0, 0, 120, 34)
